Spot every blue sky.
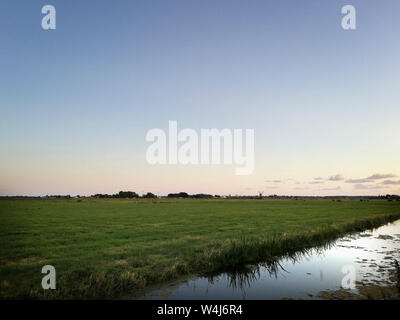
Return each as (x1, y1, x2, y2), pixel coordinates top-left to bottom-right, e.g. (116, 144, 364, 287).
(1, 0, 399, 196)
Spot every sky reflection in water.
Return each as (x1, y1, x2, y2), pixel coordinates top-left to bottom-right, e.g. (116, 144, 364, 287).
(142, 220, 400, 300)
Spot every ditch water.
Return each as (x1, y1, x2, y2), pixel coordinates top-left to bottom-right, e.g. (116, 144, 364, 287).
(140, 219, 400, 300)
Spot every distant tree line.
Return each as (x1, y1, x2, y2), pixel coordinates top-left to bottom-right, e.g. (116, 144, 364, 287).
(92, 191, 139, 198)
(91, 191, 157, 199)
(2, 193, 400, 200)
(45, 195, 71, 199)
(93, 191, 217, 199)
(378, 194, 400, 201)
(167, 192, 214, 199)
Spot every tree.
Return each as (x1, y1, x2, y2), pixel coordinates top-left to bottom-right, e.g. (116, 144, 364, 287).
(143, 192, 157, 198)
(117, 191, 138, 198)
(167, 192, 189, 198)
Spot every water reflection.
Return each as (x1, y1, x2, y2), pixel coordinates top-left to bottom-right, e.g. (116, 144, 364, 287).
(205, 240, 337, 292)
(142, 220, 400, 300)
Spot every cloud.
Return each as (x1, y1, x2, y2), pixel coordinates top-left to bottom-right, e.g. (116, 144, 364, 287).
(322, 186, 341, 191)
(328, 174, 345, 181)
(309, 181, 324, 184)
(295, 186, 310, 190)
(345, 173, 398, 184)
(345, 178, 371, 184)
(382, 180, 400, 185)
(366, 174, 397, 180)
(354, 184, 386, 190)
(314, 177, 323, 180)
(265, 180, 283, 183)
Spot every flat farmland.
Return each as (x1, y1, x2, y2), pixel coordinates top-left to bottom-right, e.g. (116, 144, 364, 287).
(1, 198, 399, 299)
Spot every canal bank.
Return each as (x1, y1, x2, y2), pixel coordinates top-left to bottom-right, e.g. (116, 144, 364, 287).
(140, 219, 400, 300)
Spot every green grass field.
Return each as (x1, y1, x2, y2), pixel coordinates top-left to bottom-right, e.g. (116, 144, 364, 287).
(1, 198, 400, 299)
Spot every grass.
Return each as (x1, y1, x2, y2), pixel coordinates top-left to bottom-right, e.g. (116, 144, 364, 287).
(0, 198, 399, 299)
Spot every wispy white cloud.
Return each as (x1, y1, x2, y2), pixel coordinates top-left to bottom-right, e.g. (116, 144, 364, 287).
(295, 186, 310, 190)
(322, 186, 341, 191)
(328, 174, 345, 181)
(354, 184, 386, 190)
(345, 178, 371, 184)
(345, 173, 398, 185)
(366, 174, 397, 180)
(382, 180, 400, 185)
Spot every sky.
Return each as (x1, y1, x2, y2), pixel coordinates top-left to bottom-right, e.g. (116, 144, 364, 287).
(0, 0, 399, 196)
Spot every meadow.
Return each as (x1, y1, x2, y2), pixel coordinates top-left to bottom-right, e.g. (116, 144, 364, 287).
(1, 198, 400, 299)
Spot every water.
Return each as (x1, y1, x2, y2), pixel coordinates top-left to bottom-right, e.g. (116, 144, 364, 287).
(141, 220, 400, 300)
